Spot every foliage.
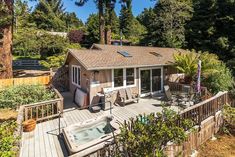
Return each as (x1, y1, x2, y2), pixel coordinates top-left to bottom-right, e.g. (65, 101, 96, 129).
(137, 8, 157, 46)
(13, 28, 69, 58)
(0, 0, 12, 27)
(173, 51, 199, 81)
(0, 85, 56, 109)
(119, 0, 134, 38)
(67, 30, 85, 43)
(31, 0, 66, 31)
(222, 104, 235, 135)
(143, 0, 193, 48)
(174, 50, 233, 93)
(64, 12, 84, 30)
(40, 54, 65, 69)
(85, 14, 100, 44)
(203, 63, 233, 94)
(0, 120, 18, 157)
(14, 0, 35, 29)
(117, 107, 194, 157)
(186, 0, 235, 74)
(119, 0, 146, 44)
(13, 27, 40, 56)
(110, 10, 120, 34)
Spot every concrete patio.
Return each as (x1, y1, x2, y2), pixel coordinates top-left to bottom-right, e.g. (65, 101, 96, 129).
(20, 92, 181, 157)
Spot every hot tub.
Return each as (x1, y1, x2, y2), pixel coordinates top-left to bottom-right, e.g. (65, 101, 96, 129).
(63, 115, 119, 155)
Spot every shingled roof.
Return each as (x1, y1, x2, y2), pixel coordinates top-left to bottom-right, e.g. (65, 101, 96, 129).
(66, 44, 186, 70)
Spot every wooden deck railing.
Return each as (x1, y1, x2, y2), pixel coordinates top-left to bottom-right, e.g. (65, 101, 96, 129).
(22, 87, 63, 122)
(179, 91, 227, 125)
(0, 75, 51, 89)
(83, 91, 230, 157)
(168, 82, 210, 100)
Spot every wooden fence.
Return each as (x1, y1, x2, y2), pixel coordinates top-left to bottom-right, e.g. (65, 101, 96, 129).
(0, 75, 51, 89)
(82, 91, 231, 157)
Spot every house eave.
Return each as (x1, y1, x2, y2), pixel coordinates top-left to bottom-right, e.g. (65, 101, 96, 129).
(86, 63, 173, 71)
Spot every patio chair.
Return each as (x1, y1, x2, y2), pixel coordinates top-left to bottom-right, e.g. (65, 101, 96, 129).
(179, 93, 195, 109)
(163, 85, 178, 106)
(125, 88, 139, 103)
(116, 88, 139, 106)
(116, 89, 127, 106)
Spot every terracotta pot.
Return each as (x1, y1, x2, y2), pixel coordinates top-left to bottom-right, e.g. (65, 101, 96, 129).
(23, 119, 36, 132)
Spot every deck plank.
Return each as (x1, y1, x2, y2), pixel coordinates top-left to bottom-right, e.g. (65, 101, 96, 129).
(20, 97, 179, 157)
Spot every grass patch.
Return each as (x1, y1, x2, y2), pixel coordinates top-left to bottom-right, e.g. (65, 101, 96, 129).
(0, 109, 18, 123)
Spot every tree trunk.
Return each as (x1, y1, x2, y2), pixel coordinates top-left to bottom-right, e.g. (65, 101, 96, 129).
(105, 1, 112, 45)
(98, 0, 105, 44)
(0, 0, 13, 79)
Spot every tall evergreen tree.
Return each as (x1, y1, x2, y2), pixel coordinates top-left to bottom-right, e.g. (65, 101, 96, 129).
(119, 0, 134, 38)
(76, 0, 118, 44)
(32, 0, 66, 31)
(186, 0, 217, 52)
(64, 12, 84, 30)
(137, 8, 157, 45)
(110, 10, 119, 34)
(85, 14, 100, 44)
(152, 0, 193, 48)
(0, 0, 13, 78)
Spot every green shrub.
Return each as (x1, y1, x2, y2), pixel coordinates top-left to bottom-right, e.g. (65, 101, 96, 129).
(40, 54, 65, 69)
(0, 121, 18, 157)
(117, 107, 194, 157)
(0, 85, 56, 109)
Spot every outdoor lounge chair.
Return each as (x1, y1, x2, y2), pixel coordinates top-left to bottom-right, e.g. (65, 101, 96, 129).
(179, 93, 195, 109)
(125, 88, 139, 103)
(163, 85, 178, 106)
(116, 88, 139, 106)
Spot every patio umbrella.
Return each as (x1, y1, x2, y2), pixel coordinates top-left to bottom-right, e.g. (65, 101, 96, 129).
(196, 60, 202, 94)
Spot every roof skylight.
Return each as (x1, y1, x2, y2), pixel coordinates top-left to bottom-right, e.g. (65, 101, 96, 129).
(117, 51, 132, 57)
(149, 52, 162, 57)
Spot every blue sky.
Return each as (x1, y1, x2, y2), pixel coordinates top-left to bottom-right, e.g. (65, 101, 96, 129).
(28, 0, 156, 23)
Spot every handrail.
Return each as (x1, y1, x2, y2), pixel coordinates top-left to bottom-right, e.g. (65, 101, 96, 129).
(21, 86, 64, 122)
(180, 91, 227, 114)
(23, 99, 61, 108)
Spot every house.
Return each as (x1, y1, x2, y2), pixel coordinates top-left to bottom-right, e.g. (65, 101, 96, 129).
(64, 44, 185, 107)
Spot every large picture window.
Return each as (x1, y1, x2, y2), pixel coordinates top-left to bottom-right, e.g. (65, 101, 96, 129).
(114, 69, 123, 87)
(126, 68, 135, 86)
(113, 68, 136, 88)
(72, 65, 81, 87)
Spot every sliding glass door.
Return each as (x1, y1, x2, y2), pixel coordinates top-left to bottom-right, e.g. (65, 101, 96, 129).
(140, 70, 151, 96)
(140, 68, 162, 97)
(152, 69, 162, 93)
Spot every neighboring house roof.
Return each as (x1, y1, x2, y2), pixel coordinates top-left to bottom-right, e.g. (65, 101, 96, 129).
(65, 44, 186, 70)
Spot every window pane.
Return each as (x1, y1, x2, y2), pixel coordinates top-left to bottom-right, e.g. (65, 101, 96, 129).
(78, 68, 80, 85)
(75, 67, 78, 84)
(152, 69, 161, 92)
(126, 68, 135, 86)
(114, 69, 123, 87)
(72, 67, 75, 83)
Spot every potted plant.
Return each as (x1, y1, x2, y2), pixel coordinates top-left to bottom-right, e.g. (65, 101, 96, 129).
(22, 119, 36, 132)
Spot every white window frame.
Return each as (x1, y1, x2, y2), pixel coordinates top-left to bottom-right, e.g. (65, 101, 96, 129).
(71, 65, 81, 88)
(112, 68, 136, 89)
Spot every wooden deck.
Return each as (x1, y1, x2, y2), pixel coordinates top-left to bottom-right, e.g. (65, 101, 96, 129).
(20, 92, 180, 157)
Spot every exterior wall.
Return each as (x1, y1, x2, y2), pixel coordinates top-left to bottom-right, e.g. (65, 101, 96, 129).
(68, 57, 91, 95)
(164, 66, 184, 83)
(67, 57, 181, 106)
(89, 69, 139, 105)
